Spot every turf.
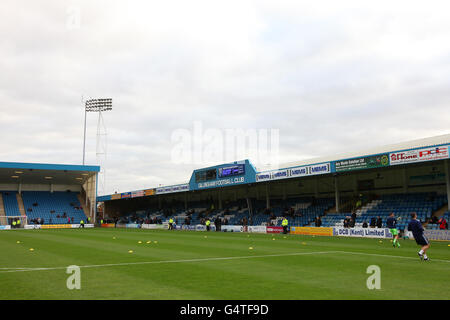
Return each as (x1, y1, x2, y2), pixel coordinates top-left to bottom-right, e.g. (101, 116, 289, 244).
(0, 228, 448, 300)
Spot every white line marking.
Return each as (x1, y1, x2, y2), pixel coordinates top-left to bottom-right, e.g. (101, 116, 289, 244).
(2, 250, 448, 274)
(0, 251, 335, 273)
(336, 251, 450, 263)
(0, 267, 37, 270)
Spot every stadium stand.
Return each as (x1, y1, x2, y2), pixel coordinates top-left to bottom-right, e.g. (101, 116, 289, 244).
(127, 192, 448, 231)
(22, 191, 87, 224)
(146, 197, 335, 227)
(1, 192, 21, 217)
(321, 192, 447, 230)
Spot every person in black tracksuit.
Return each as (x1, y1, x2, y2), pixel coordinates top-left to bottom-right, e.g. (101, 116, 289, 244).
(408, 212, 430, 261)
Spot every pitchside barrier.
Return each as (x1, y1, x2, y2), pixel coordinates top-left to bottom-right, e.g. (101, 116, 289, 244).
(141, 224, 165, 230)
(424, 229, 450, 241)
(247, 226, 267, 233)
(266, 226, 284, 233)
(332, 227, 393, 239)
(22, 224, 94, 230)
(125, 223, 141, 229)
(290, 226, 334, 236)
(221, 225, 244, 232)
(101, 223, 116, 228)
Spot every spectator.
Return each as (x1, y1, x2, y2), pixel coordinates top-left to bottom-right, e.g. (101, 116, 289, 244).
(315, 216, 322, 227)
(349, 218, 355, 228)
(431, 216, 439, 224)
(370, 217, 376, 228)
(376, 216, 382, 228)
(438, 217, 448, 230)
(343, 217, 349, 228)
(362, 221, 368, 228)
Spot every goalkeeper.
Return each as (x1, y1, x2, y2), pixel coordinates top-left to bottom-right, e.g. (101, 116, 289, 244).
(386, 212, 400, 248)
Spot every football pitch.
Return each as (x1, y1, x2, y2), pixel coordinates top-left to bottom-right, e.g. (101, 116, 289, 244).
(0, 228, 449, 300)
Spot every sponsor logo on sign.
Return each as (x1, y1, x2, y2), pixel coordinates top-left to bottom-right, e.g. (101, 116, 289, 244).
(131, 191, 144, 198)
(248, 226, 267, 233)
(256, 173, 271, 182)
(156, 184, 189, 194)
(266, 226, 284, 233)
(272, 170, 288, 180)
(310, 164, 331, 174)
(290, 167, 308, 177)
(101, 223, 115, 228)
(335, 154, 389, 172)
(222, 225, 244, 232)
(390, 146, 449, 165)
(258, 163, 331, 182)
(198, 177, 245, 189)
(290, 227, 333, 236)
(333, 227, 392, 238)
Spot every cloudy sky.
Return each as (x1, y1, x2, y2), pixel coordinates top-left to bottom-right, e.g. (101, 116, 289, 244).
(1, 0, 449, 195)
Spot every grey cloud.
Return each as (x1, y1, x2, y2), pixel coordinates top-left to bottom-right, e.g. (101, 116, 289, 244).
(1, 0, 449, 194)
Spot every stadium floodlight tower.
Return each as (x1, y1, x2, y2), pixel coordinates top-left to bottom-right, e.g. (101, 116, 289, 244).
(82, 98, 113, 196)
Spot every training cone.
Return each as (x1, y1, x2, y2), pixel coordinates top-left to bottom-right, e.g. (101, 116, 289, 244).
(249, 247, 253, 250)
(146, 241, 151, 244)
(16, 241, 21, 244)
(29, 248, 34, 252)
(113, 237, 116, 240)
(154, 241, 158, 244)
(128, 250, 133, 254)
(138, 241, 142, 244)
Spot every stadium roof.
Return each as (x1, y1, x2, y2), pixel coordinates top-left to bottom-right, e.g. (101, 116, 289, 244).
(98, 133, 450, 201)
(0, 161, 99, 185)
(266, 133, 450, 172)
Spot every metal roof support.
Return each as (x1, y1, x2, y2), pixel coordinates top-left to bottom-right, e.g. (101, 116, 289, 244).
(218, 189, 222, 210)
(402, 168, 408, 194)
(314, 179, 319, 198)
(335, 176, 340, 213)
(445, 159, 450, 211)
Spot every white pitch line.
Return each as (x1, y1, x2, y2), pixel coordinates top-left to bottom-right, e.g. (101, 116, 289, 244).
(336, 251, 450, 263)
(0, 267, 38, 270)
(2, 250, 448, 274)
(0, 251, 336, 274)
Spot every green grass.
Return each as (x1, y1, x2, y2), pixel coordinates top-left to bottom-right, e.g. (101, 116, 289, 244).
(0, 228, 449, 300)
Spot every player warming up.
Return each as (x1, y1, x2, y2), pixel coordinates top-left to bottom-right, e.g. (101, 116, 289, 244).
(407, 212, 430, 261)
(386, 212, 400, 248)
